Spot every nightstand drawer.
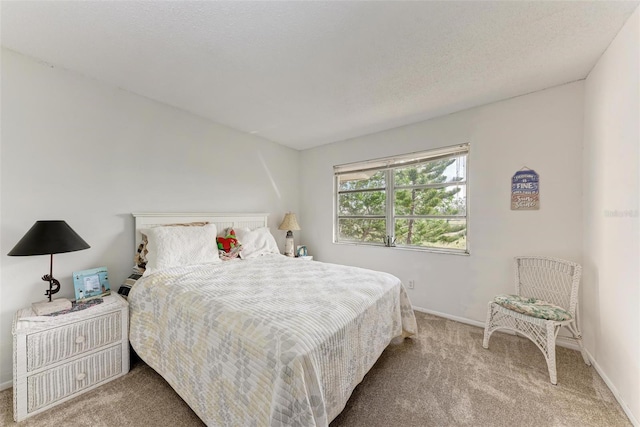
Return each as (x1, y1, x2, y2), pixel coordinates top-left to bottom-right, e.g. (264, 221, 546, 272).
(27, 311, 121, 371)
(27, 344, 122, 413)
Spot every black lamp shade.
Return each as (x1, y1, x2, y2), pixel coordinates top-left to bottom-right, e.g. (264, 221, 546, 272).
(8, 221, 90, 256)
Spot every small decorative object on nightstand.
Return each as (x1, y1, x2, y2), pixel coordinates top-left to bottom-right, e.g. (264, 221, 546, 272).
(73, 267, 111, 302)
(8, 220, 90, 315)
(296, 245, 308, 257)
(278, 212, 301, 257)
(12, 294, 129, 421)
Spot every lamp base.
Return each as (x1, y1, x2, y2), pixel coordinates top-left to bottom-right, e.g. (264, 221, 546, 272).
(284, 235, 295, 257)
(32, 298, 72, 316)
(42, 272, 61, 302)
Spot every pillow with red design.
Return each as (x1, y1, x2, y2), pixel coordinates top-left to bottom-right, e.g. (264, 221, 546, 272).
(217, 230, 242, 260)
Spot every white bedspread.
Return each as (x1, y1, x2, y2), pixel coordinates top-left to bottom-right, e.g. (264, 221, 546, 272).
(128, 255, 417, 426)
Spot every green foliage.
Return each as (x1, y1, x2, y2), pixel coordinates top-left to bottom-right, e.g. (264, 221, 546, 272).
(338, 158, 467, 249)
(338, 171, 387, 243)
(338, 218, 386, 243)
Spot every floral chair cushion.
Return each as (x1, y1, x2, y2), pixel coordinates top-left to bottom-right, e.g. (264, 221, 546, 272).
(494, 294, 572, 321)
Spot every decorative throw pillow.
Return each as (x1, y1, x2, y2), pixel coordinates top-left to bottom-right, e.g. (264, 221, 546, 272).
(134, 222, 210, 273)
(233, 227, 280, 259)
(117, 272, 143, 299)
(219, 246, 243, 261)
(135, 238, 148, 271)
(217, 229, 242, 261)
(217, 229, 240, 252)
(143, 223, 220, 276)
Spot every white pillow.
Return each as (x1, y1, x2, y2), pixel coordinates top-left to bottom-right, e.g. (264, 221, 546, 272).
(143, 223, 220, 275)
(234, 227, 280, 259)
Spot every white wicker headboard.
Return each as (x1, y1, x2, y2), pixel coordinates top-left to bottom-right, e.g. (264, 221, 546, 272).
(132, 212, 269, 249)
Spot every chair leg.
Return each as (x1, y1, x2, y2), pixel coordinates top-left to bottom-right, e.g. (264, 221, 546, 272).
(576, 337, 591, 366)
(545, 322, 558, 385)
(483, 303, 494, 349)
(567, 322, 591, 366)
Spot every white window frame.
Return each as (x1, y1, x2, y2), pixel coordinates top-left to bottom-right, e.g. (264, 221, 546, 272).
(333, 143, 470, 255)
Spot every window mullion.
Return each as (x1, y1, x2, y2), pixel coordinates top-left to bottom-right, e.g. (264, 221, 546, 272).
(337, 215, 386, 219)
(395, 182, 466, 190)
(334, 176, 339, 243)
(337, 187, 386, 194)
(386, 169, 394, 241)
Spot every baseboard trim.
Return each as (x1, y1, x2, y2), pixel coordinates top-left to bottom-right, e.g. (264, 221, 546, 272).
(412, 306, 579, 351)
(413, 305, 485, 328)
(584, 349, 638, 426)
(0, 380, 11, 392)
(412, 305, 636, 426)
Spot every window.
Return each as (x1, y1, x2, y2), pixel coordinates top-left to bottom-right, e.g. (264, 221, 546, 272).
(334, 143, 469, 254)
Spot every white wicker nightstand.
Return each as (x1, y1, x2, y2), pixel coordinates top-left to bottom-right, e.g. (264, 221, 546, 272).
(12, 294, 129, 421)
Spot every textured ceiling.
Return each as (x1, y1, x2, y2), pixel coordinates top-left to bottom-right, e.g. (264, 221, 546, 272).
(2, 1, 638, 150)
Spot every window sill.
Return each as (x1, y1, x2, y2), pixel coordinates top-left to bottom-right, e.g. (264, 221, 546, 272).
(333, 241, 470, 256)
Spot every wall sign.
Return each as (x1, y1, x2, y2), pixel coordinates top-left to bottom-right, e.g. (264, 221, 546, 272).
(511, 168, 539, 210)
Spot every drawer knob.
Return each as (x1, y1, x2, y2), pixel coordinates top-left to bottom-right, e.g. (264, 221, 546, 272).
(75, 335, 85, 344)
(76, 372, 87, 381)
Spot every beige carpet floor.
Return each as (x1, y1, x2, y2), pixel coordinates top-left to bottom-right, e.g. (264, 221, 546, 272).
(0, 312, 630, 426)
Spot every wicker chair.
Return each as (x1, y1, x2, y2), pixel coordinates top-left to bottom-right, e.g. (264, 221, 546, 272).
(483, 256, 591, 384)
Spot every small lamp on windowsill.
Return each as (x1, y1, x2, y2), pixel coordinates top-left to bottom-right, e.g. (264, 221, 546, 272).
(8, 220, 90, 315)
(278, 212, 301, 257)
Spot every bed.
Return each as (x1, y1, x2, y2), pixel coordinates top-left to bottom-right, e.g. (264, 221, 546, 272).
(127, 213, 417, 426)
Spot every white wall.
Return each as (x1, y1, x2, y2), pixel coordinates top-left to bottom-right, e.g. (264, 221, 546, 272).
(583, 7, 639, 424)
(0, 49, 300, 386)
(300, 82, 585, 322)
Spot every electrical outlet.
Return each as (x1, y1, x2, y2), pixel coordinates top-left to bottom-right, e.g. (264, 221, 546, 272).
(408, 280, 415, 289)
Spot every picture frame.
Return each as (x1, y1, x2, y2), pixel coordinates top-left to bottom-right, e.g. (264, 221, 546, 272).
(296, 245, 308, 257)
(73, 266, 111, 302)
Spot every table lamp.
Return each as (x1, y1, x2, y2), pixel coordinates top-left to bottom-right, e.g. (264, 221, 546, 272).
(278, 212, 301, 257)
(8, 220, 90, 314)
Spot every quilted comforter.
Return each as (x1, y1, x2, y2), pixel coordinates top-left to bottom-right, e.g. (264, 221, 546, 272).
(129, 255, 417, 426)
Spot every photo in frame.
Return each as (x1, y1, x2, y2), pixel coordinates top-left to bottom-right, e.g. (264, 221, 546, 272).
(73, 266, 111, 302)
(296, 245, 308, 257)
